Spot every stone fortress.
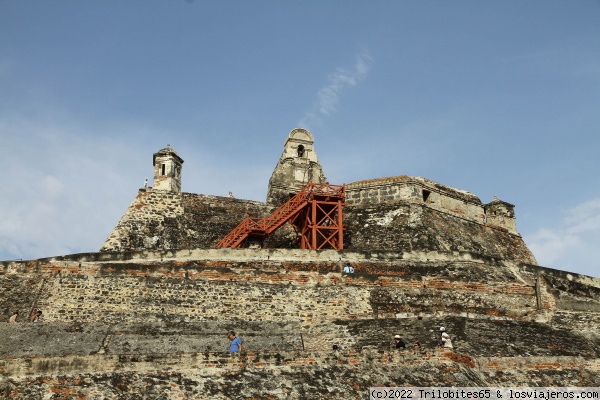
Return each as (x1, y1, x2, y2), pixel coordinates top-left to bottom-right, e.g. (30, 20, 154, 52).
(1, 128, 599, 399)
(101, 128, 530, 261)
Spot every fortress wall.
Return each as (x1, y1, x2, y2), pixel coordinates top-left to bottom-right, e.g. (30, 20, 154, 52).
(0, 269, 43, 320)
(550, 311, 600, 345)
(2, 316, 599, 363)
(99, 179, 528, 260)
(1, 351, 598, 398)
(101, 190, 184, 251)
(3, 258, 534, 327)
(346, 176, 485, 225)
(0, 321, 304, 359)
(343, 201, 536, 264)
(2, 253, 600, 396)
(346, 178, 420, 205)
(3, 253, 599, 352)
(100, 191, 272, 252)
(99, 176, 527, 259)
(18, 352, 600, 382)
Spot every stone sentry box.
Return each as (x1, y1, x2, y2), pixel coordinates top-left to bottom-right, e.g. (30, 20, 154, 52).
(152, 145, 184, 193)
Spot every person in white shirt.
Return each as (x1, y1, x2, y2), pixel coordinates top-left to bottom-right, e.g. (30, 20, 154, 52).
(439, 326, 453, 349)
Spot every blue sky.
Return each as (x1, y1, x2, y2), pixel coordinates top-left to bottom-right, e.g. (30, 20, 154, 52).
(1, 1, 599, 278)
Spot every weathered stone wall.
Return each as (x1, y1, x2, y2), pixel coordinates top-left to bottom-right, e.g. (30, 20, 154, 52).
(101, 190, 184, 251)
(1, 250, 599, 397)
(0, 321, 303, 359)
(2, 250, 598, 348)
(343, 201, 536, 264)
(100, 189, 535, 267)
(347, 176, 484, 222)
(3, 249, 588, 325)
(2, 351, 598, 399)
(346, 176, 518, 234)
(101, 192, 273, 252)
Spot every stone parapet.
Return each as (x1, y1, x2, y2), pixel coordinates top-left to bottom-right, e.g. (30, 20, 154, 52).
(346, 176, 521, 236)
(348, 176, 481, 204)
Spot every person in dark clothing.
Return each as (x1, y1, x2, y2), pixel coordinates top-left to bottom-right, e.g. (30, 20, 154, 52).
(394, 335, 406, 349)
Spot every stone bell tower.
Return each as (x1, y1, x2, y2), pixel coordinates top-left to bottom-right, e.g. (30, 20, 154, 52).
(153, 145, 184, 193)
(267, 128, 327, 205)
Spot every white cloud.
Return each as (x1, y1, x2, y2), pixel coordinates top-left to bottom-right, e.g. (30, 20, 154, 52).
(564, 198, 600, 234)
(0, 115, 148, 260)
(525, 197, 600, 277)
(527, 228, 581, 265)
(41, 175, 65, 198)
(299, 51, 372, 128)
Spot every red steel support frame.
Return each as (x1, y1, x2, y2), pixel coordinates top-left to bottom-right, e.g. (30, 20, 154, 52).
(215, 182, 345, 250)
(291, 186, 345, 250)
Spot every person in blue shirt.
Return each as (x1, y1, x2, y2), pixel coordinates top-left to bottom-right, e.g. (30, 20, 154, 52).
(228, 331, 243, 353)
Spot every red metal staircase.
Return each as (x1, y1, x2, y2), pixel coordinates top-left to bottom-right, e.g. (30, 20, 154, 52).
(215, 182, 345, 249)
